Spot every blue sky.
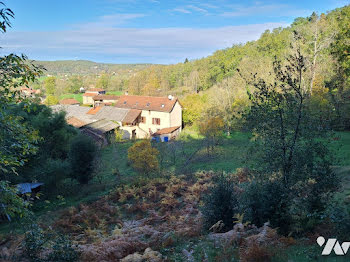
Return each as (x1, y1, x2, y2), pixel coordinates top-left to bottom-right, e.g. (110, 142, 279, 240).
(0, 0, 348, 64)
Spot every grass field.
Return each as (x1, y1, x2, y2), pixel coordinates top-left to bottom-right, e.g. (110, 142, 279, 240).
(59, 93, 83, 103)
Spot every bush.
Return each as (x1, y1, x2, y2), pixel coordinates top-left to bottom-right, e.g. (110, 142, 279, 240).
(24, 223, 45, 261)
(24, 223, 79, 262)
(128, 140, 159, 175)
(39, 158, 70, 196)
(241, 181, 289, 232)
(47, 235, 79, 262)
(69, 134, 97, 184)
(201, 175, 239, 232)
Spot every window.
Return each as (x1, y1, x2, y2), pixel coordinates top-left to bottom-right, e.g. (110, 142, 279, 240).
(141, 116, 146, 123)
(152, 118, 160, 125)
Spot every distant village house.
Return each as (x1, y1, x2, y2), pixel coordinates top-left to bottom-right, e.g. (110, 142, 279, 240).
(82, 88, 106, 105)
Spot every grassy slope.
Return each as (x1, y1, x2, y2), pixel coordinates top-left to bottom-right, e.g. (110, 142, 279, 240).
(1, 131, 349, 260)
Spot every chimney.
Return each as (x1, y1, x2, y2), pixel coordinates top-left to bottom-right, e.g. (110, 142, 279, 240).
(168, 95, 173, 100)
(125, 91, 129, 96)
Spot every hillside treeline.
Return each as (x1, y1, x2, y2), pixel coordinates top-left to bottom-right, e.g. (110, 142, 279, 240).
(125, 5, 350, 131)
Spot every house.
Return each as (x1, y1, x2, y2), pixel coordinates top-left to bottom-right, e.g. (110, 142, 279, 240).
(93, 94, 119, 107)
(20, 87, 41, 98)
(114, 95, 182, 140)
(59, 98, 80, 105)
(152, 126, 181, 142)
(83, 88, 106, 105)
(51, 94, 183, 141)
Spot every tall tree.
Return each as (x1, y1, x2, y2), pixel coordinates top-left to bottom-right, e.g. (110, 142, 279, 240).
(43, 76, 56, 95)
(243, 43, 338, 233)
(0, 1, 43, 218)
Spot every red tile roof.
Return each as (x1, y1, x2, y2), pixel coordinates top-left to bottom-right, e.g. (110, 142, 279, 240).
(66, 117, 87, 128)
(93, 95, 119, 101)
(122, 109, 142, 124)
(153, 126, 181, 135)
(87, 106, 103, 115)
(59, 98, 80, 105)
(115, 95, 179, 112)
(83, 92, 96, 97)
(87, 88, 105, 92)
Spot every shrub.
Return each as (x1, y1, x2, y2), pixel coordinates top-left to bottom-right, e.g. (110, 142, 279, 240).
(240, 243, 272, 262)
(241, 181, 288, 230)
(24, 223, 79, 262)
(128, 140, 159, 175)
(24, 223, 45, 261)
(39, 158, 70, 196)
(201, 175, 239, 232)
(47, 235, 79, 262)
(68, 134, 97, 184)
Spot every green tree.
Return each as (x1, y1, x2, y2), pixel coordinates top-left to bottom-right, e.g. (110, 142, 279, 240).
(0, 2, 43, 218)
(243, 46, 338, 234)
(66, 75, 83, 94)
(69, 134, 97, 184)
(96, 73, 110, 90)
(199, 117, 224, 156)
(182, 93, 208, 126)
(128, 140, 159, 175)
(44, 95, 59, 105)
(201, 175, 239, 232)
(43, 76, 56, 95)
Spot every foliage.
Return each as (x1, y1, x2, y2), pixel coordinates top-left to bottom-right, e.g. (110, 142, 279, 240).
(114, 129, 124, 142)
(243, 45, 339, 234)
(201, 175, 239, 232)
(0, 2, 42, 218)
(44, 95, 59, 105)
(0, 181, 30, 219)
(5, 103, 77, 192)
(47, 235, 79, 262)
(43, 76, 56, 95)
(24, 223, 46, 261)
(69, 134, 98, 184)
(127, 140, 159, 175)
(96, 73, 110, 90)
(24, 222, 79, 262)
(182, 93, 208, 126)
(65, 75, 83, 93)
(199, 116, 224, 156)
(331, 5, 350, 85)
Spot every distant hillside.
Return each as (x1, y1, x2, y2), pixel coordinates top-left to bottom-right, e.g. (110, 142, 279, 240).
(34, 60, 152, 76)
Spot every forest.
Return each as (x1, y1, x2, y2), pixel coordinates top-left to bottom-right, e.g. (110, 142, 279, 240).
(0, 1, 350, 262)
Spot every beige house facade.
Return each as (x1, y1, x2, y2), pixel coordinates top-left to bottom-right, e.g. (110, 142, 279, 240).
(115, 95, 182, 140)
(83, 88, 106, 105)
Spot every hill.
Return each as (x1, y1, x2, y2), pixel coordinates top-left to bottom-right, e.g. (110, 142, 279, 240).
(33, 60, 152, 76)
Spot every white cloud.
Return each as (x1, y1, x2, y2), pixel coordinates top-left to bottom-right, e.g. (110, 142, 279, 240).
(73, 13, 146, 29)
(172, 8, 192, 14)
(186, 5, 208, 14)
(172, 4, 209, 14)
(221, 3, 311, 17)
(0, 22, 287, 64)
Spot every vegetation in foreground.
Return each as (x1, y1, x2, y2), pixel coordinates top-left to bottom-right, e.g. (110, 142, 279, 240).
(1, 1, 350, 262)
